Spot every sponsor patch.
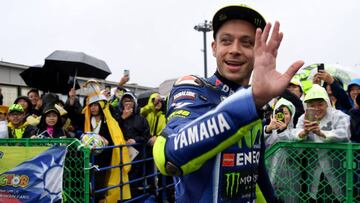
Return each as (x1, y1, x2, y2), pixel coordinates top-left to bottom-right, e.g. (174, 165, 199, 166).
(173, 91, 196, 102)
(174, 75, 203, 87)
(222, 153, 235, 167)
(167, 110, 191, 121)
(171, 102, 192, 110)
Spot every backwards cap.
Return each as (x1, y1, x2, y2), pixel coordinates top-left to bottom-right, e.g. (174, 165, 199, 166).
(212, 4, 266, 39)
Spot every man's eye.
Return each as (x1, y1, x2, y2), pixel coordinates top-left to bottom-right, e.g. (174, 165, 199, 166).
(241, 39, 254, 47)
(220, 38, 231, 44)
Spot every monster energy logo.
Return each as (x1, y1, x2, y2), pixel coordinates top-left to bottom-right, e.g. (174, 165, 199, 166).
(225, 172, 240, 198)
(224, 172, 258, 198)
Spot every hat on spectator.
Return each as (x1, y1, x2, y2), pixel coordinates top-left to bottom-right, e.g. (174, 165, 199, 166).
(348, 78, 360, 92)
(83, 79, 107, 105)
(0, 105, 9, 114)
(43, 104, 60, 115)
(304, 84, 330, 105)
(8, 104, 24, 114)
(212, 4, 266, 39)
(289, 78, 303, 93)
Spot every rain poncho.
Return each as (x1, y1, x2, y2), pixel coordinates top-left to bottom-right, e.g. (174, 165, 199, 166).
(294, 84, 350, 200)
(140, 93, 166, 136)
(264, 98, 300, 202)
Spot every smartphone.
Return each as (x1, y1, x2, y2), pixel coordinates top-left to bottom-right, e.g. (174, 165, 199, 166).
(124, 69, 130, 77)
(305, 108, 316, 121)
(317, 63, 324, 72)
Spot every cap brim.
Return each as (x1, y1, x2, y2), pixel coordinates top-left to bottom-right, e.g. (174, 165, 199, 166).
(212, 5, 266, 39)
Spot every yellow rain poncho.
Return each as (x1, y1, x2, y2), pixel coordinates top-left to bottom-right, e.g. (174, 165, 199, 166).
(83, 100, 132, 201)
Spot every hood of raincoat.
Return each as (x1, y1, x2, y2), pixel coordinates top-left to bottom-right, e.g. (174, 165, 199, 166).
(304, 84, 331, 107)
(273, 98, 296, 128)
(120, 92, 138, 114)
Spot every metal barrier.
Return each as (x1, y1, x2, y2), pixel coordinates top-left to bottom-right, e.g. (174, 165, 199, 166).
(0, 139, 174, 202)
(92, 143, 174, 203)
(0, 138, 91, 203)
(265, 141, 360, 203)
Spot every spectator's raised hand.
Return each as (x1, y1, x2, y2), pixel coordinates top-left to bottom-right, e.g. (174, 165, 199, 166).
(119, 75, 129, 86)
(265, 115, 278, 133)
(276, 120, 287, 130)
(68, 88, 77, 106)
(251, 21, 304, 108)
(314, 70, 334, 85)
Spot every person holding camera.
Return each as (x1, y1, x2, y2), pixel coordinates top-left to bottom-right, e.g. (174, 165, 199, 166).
(264, 98, 300, 202)
(294, 84, 350, 201)
(313, 67, 352, 114)
(348, 78, 360, 142)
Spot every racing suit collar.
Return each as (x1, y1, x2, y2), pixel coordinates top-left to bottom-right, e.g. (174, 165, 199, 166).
(214, 71, 241, 90)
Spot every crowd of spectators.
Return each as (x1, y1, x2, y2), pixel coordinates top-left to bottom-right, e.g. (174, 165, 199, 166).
(263, 68, 360, 202)
(1, 67, 360, 202)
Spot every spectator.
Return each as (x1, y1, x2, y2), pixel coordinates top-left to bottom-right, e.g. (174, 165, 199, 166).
(313, 70, 352, 114)
(264, 98, 296, 146)
(348, 79, 360, 142)
(0, 105, 9, 138)
(348, 78, 360, 107)
(140, 93, 166, 146)
(140, 93, 172, 201)
(287, 78, 303, 99)
(109, 75, 129, 109)
(31, 105, 69, 138)
(14, 96, 33, 119)
(0, 88, 3, 105)
(55, 103, 76, 138)
(7, 104, 35, 138)
(117, 92, 150, 199)
(264, 98, 299, 202)
(294, 84, 350, 201)
(27, 89, 43, 116)
(280, 84, 304, 127)
(153, 4, 303, 203)
(66, 81, 131, 202)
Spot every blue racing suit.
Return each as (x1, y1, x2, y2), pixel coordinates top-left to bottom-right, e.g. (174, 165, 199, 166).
(153, 72, 277, 203)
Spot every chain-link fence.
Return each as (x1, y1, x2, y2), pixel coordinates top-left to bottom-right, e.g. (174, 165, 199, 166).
(265, 141, 360, 203)
(0, 138, 91, 203)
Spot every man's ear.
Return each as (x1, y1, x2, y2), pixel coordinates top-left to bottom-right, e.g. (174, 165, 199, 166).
(211, 41, 216, 57)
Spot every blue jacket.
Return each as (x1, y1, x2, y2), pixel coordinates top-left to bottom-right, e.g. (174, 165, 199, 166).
(153, 72, 276, 203)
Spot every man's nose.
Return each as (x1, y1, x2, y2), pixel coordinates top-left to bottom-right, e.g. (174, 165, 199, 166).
(229, 41, 242, 55)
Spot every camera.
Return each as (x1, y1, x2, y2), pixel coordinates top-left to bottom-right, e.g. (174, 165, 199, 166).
(275, 108, 285, 122)
(317, 63, 324, 72)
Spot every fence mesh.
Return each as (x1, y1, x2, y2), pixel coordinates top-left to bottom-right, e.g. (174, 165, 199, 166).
(0, 138, 90, 203)
(265, 141, 360, 203)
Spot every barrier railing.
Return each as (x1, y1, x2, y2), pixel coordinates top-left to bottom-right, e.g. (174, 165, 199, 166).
(0, 139, 174, 202)
(265, 141, 360, 203)
(0, 138, 91, 203)
(91, 143, 174, 203)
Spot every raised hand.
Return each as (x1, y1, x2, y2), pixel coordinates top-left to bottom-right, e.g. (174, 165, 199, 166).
(251, 21, 304, 108)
